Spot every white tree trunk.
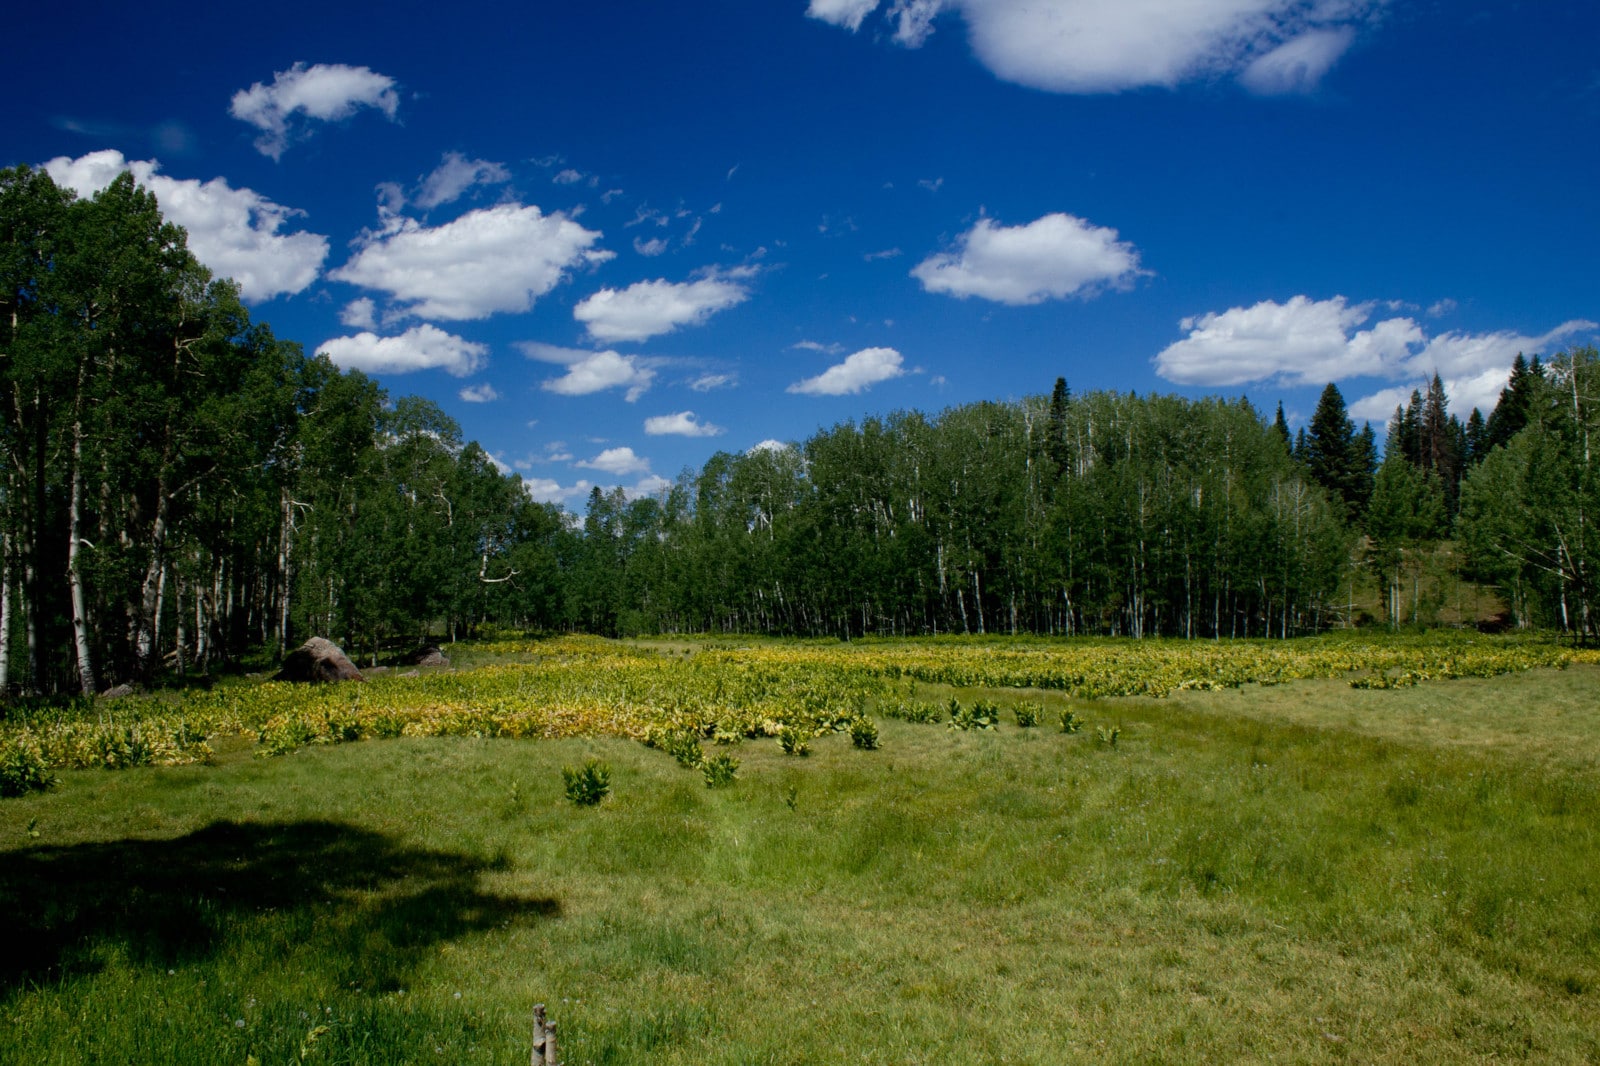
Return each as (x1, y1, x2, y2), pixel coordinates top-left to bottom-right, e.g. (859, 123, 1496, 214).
(68, 416, 96, 695)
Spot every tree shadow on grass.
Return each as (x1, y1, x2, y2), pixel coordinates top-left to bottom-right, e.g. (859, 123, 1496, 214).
(0, 819, 558, 997)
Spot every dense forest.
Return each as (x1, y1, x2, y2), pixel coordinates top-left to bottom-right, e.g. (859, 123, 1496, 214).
(3, 165, 1597, 695)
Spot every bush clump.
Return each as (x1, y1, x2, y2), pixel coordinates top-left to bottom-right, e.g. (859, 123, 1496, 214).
(702, 753, 739, 788)
(0, 736, 55, 798)
(562, 759, 612, 806)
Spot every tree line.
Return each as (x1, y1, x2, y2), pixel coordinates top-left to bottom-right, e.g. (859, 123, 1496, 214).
(3, 165, 1595, 695)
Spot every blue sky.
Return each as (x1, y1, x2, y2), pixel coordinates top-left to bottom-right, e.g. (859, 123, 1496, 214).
(7, 1, 1597, 505)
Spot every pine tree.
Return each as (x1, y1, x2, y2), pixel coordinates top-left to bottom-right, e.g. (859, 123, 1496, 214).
(1271, 402, 1293, 456)
(1305, 383, 1360, 516)
(1485, 353, 1546, 451)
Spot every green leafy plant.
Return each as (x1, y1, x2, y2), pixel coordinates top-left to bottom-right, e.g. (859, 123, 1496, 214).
(849, 716, 880, 750)
(949, 698, 1001, 731)
(1096, 725, 1121, 749)
(562, 759, 612, 806)
(702, 753, 739, 788)
(881, 697, 944, 724)
(1013, 702, 1042, 728)
(1059, 709, 1084, 734)
(1, 738, 54, 798)
(777, 724, 811, 756)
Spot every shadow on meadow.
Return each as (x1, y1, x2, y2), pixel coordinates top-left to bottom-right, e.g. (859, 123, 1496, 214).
(0, 819, 559, 997)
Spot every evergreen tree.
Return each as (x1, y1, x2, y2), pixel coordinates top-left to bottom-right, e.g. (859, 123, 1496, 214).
(1485, 353, 1546, 451)
(1305, 383, 1361, 516)
(1271, 402, 1293, 455)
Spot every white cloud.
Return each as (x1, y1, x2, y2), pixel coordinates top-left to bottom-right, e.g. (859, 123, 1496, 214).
(577, 446, 651, 477)
(552, 169, 585, 185)
(814, 0, 1378, 95)
(331, 204, 611, 320)
(1161, 296, 1594, 393)
(229, 62, 399, 160)
(807, 0, 880, 32)
(789, 347, 906, 396)
(522, 342, 657, 402)
(522, 477, 594, 505)
(44, 149, 328, 303)
(415, 152, 510, 210)
(912, 213, 1142, 305)
(625, 475, 673, 499)
(748, 439, 792, 454)
(633, 236, 669, 257)
(1154, 296, 1416, 387)
(1153, 295, 1595, 422)
(459, 383, 500, 403)
(318, 324, 487, 378)
(574, 268, 752, 343)
(340, 297, 378, 329)
(688, 372, 735, 392)
(645, 411, 725, 437)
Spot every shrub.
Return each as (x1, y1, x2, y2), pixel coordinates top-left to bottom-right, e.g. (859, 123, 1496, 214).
(644, 725, 706, 768)
(1059, 709, 1084, 734)
(0, 736, 55, 798)
(562, 759, 612, 806)
(1096, 725, 1121, 749)
(777, 724, 811, 757)
(881, 697, 944, 724)
(1013, 702, 1042, 728)
(849, 716, 880, 750)
(949, 698, 1001, 731)
(702, 753, 739, 788)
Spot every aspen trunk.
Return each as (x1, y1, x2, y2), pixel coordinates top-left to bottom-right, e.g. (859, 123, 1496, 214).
(68, 414, 96, 695)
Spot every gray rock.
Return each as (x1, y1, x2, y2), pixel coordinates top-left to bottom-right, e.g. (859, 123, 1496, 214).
(273, 637, 365, 683)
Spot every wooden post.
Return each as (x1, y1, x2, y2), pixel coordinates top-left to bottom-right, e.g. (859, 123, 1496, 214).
(531, 1004, 560, 1066)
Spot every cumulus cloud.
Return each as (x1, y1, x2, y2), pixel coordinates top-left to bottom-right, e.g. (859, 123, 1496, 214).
(912, 213, 1142, 305)
(644, 411, 725, 437)
(1153, 294, 1596, 422)
(788, 347, 906, 396)
(458, 383, 499, 403)
(229, 62, 399, 160)
(340, 297, 378, 329)
(414, 152, 510, 210)
(576, 446, 651, 477)
(331, 204, 611, 320)
(574, 268, 753, 343)
(43, 150, 329, 303)
(522, 342, 657, 402)
(522, 477, 594, 505)
(748, 439, 792, 454)
(1154, 296, 1416, 387)
(318, 324, 487, 378)
(810, 0, 1378, 95)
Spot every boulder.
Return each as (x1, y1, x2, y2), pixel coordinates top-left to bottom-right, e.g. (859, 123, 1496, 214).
(273, 637, 365, 683)
(410, 644, 449, 667)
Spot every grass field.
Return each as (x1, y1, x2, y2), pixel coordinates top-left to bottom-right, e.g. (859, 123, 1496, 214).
(2, 637, 1598, 1063)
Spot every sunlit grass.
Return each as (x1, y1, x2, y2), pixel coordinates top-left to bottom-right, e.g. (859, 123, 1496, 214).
(2, 650, 1598, 1063)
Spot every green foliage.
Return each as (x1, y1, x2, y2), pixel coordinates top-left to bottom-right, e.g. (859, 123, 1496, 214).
(1013, 702, 1042, 728)
(1059, 709, 1084, 734)
(879, 695, 945, 724)
(644, 726, 705, 768)
(701, 753, 739, 788)
(1096, 724, 1121, 749)
(849, 716, 880, 750)
(777, 724, 811, 757)
(0, 736, 55, 797)
(948, 697, 1001, 731)
(562, 759, 611, 806)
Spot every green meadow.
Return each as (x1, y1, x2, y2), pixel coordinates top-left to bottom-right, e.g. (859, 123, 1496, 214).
(3, 641, 1598, 1064)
